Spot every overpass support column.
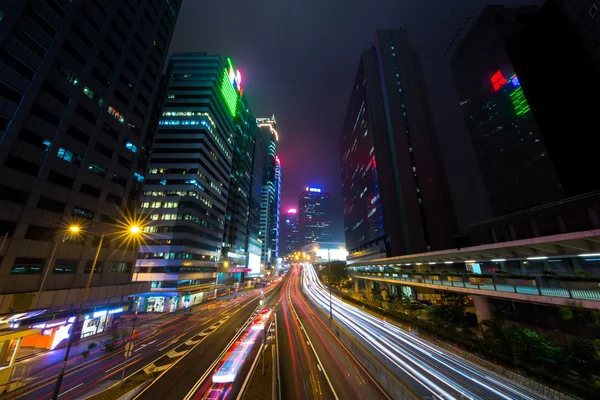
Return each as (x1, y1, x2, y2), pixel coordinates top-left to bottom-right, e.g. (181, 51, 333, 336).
(472, 295, 492, 331)
(365, 280, 372, 296)
(354, 278, 359, 293)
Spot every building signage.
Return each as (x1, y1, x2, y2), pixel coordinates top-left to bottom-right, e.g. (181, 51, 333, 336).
(308, 187, 321, 193)
(31, 316, 76, 330)
(91, 307, 124, 319)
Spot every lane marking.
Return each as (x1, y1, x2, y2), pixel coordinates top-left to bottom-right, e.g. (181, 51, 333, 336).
(288, 285, 340, 400)
(155, 335, 176, 348)
(135, 300, 260, 400)
(104, 355, 141, 373)
(58, 383, 82, 397)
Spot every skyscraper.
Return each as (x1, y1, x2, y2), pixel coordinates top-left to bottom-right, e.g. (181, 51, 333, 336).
(450, 6, 562, 217)
(340, 29, 457, 262)
(137, 53, 238, 310)
(450, 3, 600, 217)
(270, 158, 282, 262)
(256, 117, 279, 273)
(283, 208, 299, 255)
(0, 1, 180, 324)
(222, 94, 256, 273)
(298, 187, 332, 247)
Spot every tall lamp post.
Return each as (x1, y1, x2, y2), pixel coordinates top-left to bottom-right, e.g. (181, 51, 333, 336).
(51, 224, 141, 400)
(38, 226, 80, 294)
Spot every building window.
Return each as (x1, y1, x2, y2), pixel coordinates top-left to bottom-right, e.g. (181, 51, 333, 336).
(57, 147, 83, 166)
(63, 42, 86, 66)
(94, 142, 113, 159)
(133, 172, 144, 182)
(18, 128, 52, 151)
(26, 7, 56, 37)
(53, 259, 78, 274)
(108, 262, 131, 273)
(112, 173, 127, 187)
(102, 123, 119, 140)
(4, 154, 40, 176)
(56, 62, 78, 85)
(31, 103, 61, 127)
(84, 261, 102, 273)
(37, 197, 66, 213)
(11, 258, 45, 274)
(108, 106, 125, 123)
(73, 207, 94, 219)
(25, 225, 55, 240)
(80, 184, 101, 198)
(0, 186, 29, 204)
(48, 170, 74, 188)
(66, 125, 90, 144)
(91, 67, 110, 88)
(0, 80, 23, 105)
(75, 104, 97, 125)
(106, 193, 122, 205)
(125, 141, 137, 153)
(87, 162, 107, 177)
(83, 86, 104, 106)
(117, 155, 132, 169)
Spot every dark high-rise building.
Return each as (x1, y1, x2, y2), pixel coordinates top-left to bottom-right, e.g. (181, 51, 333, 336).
(284, 208, 299, 255)
(222, 93, 256, 272)
(298, 187, 332, 247)
(137, 53, 238, 309)
(340, 29, 457, 262)
(256, 117, 279, 274)
(451, 3, 600, 218)
(0, 1, 180, 323)
(450, 6, 563, 217)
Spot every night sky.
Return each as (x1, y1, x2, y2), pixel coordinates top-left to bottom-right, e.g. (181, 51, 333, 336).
(169, 0, 541, 242)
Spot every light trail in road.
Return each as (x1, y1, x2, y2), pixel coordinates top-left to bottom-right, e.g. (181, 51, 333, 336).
(301, 264, 544, 400)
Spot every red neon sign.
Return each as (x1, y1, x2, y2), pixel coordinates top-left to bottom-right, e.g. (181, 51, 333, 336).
(490, 70, 507, 91)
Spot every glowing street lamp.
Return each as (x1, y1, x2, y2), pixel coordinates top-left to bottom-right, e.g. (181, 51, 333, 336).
(52, 222, 143, 400)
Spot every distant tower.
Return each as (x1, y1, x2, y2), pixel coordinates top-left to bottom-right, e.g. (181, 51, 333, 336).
(298, 187, 332, 247)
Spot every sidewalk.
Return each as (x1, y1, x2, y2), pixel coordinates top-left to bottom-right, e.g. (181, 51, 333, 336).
(13, 294, 247, 383)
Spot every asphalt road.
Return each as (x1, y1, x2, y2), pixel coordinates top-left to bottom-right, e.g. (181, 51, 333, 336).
(134, 282, 283, 400)
(278, 267, 389, 400)
(12, 291, 263, 400)
(303, 263, 545, 400)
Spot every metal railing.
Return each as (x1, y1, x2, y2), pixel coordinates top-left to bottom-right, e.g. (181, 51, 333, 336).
(354, 272, 600, 301)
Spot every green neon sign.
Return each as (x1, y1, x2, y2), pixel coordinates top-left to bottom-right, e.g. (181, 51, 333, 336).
(509, 86, 530, 117)
(220, 67, 238, 117)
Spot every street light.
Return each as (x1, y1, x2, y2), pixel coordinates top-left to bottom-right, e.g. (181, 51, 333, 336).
(51, 222, 142, 400)
(314, 246, 333, 320)
(38, 224, 82, 294)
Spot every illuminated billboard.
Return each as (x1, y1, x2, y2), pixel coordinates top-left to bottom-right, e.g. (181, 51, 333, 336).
(248, 253, 261, 275)
(220, 58, 242, 117)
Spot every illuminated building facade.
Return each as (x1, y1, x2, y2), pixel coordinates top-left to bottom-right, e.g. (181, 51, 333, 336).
(137, 53, 237, 304)
(222, 91, 257, 273)
(340, 29, 457, 262)
(284, 208, 300, 255)
(0, 1, 180, 326)
(256, 117, 280, 274)
(298, 188, 332, 247)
